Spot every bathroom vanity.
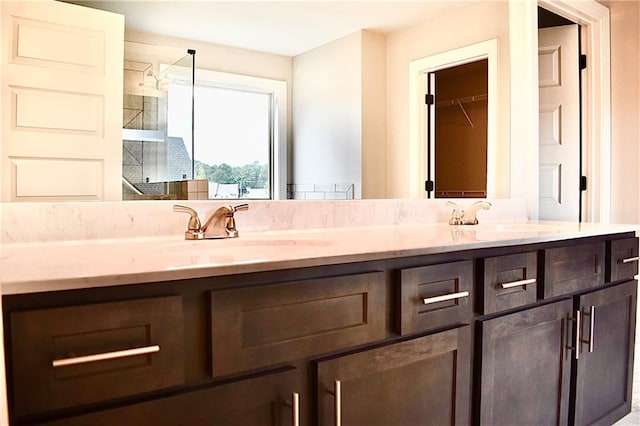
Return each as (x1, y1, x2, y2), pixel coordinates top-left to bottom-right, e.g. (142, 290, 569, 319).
(0, 222, 637, 425)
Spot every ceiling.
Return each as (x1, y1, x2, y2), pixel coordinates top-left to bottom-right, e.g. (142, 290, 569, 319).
(65, 1, 473, 56)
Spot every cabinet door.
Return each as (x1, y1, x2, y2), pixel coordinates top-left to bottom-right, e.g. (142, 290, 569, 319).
(315, 326, 471, 426)
(573, 280, 637, 426)
(478, 298, 573, 425)
(42, 367, 302, 426)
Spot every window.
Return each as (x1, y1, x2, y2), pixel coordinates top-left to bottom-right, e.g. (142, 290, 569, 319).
(166, 69, 287, 199)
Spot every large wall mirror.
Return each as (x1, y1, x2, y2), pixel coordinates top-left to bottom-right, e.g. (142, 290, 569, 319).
(60, 0, 512, 202)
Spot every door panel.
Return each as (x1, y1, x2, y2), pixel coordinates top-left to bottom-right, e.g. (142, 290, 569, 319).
(42, 367, 301, 426)
(1, 1, 124, 201)
(538, 24, 580, 221)
(316, 327, 471, 426)
(573, 281, 637, 426)
(479, 299, 573, 425)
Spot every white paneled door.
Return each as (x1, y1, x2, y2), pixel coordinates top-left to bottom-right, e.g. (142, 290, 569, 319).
(538, 24, 580, 221)
(1, 1, 124, 201)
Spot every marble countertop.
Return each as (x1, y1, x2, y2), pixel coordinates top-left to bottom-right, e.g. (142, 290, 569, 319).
(0, 221, 637, 295)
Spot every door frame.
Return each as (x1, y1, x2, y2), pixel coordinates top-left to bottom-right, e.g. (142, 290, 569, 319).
(511, 0, 610, 222)
(540, 0, 610, 223)
(408, 38, 499, 199)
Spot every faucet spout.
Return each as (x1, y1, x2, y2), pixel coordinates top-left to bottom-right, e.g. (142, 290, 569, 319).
(460, 201, 492, 225)
(202, 204, 249, 238)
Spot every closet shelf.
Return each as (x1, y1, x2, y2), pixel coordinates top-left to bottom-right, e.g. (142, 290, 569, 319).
(435, 93, 487, 128)
(435, 93, 487, 108)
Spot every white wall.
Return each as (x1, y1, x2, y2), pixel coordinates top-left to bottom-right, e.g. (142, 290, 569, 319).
(385, 1, 511, 199)
(292, 31, 363, 198)
(291, 30, 387, 200)
(361, 31, 387, 199)
(599, 0, 640, 224)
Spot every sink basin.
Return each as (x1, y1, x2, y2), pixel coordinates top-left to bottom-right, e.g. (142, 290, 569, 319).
(468, 223, 563, 233)
(157, 236, 334, 255)
(447, 223, 566, 243)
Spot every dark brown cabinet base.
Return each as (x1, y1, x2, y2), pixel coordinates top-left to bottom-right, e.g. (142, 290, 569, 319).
(3, 233, 637, 426)
(478, 299, 574, 425)
(572, 280, 638, 426)
(316, 327, 471, 426)
(41, 367, 302, 426)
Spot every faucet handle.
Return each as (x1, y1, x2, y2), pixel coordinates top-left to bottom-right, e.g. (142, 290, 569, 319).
(225, 204, 249, 238)
(446, 201, 462, 225)
(173, 205, 204, 240)
(232, 203, 249, 213)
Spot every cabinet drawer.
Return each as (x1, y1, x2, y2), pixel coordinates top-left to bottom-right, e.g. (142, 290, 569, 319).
(542, 242, 605, 298)
(480, 252, 538, 314)
(9, 295, 184, 419)
(210, 272, 385, 377)
(608, 237, 639, 283)
(396, 260, 472, 335)
(41, 367, 301, 426)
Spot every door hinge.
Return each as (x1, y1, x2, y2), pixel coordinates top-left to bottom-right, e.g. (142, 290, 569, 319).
(425, 180, 434, 192)
(579, 54, 587, 70)
(425, 94, 434, 105)
(580, 176, 587, 191)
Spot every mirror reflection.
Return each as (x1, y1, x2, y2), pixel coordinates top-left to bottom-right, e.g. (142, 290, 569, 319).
(429, 59, 488, 198)
(123, 51, 275, 201)
(63, 1, 513, 201)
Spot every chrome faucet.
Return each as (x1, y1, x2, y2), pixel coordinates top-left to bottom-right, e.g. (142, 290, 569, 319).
(174, 204, 249, 239)
(447, 201, 491, 225)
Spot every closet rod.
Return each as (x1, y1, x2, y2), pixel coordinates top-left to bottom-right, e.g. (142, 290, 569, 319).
(435, 93, 487, 108)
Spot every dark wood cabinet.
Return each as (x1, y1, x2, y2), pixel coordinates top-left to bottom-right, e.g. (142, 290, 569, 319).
(41, 367, 302, 426)
(8, 296, 184, 419)
(3, 233, 636, 426)
(316, 327, 471, 426)
(210, 272, 386, 377)
(478, 298, 574, 425)
(572, 280, 638, 426)
(480, 251, 538, 314)
(608, 237, 639, 283)
(396, 260, 473, 335)
(542, 242, 605, 298)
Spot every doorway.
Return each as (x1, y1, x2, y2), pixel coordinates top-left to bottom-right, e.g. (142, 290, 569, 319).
(531, 0, 611, 223)
(538, 7, 582, 221)
(426, 59, 488, 198)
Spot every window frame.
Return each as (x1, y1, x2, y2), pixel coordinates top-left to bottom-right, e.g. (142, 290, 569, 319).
(166, 67, 287, 200)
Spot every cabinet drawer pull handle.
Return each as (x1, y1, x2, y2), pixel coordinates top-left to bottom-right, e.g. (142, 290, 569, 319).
(621, 256, 640, 263)
(334, 380, 341, 426)
(499, 278, 537, 289)
(292, 392, 300, 426)
(582, 306, 595, 353)
(422, 291, 469, 305)
(52, 345, 160, 368)
(327, 380, 341, 426)
(568, 310, 581, 360)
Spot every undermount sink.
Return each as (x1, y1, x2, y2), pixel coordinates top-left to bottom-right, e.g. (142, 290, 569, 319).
(157, 235, 334, 254)
(466, 223, 563, 233)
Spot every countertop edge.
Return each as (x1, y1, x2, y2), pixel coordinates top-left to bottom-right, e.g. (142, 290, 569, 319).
(2, 222, 637, 295)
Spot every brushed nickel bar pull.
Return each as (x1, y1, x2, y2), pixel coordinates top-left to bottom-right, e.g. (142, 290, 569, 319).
(52, 345, 160, 368)
(292, 392, 300, 426)
(575, 310, 581, 360)
(500, 278, 537, 289)
(423, 291, 469, 305)
(583, 306, 595, 353)
(334, 380, 341, 426)
(621, 256, 640, 263)
(568, 311, 581, 360)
